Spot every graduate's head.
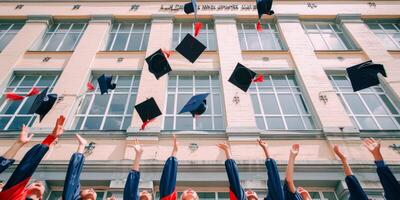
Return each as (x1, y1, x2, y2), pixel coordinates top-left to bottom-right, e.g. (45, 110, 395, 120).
(181, 188, 199, 200)
(140, 190, 153, 200)
(80, 188, 97, 200)
(0, 180, 4, 192)
(245, 190, 259, 200)
(26, 180, 45, 199)
(298, 187, 312, 200)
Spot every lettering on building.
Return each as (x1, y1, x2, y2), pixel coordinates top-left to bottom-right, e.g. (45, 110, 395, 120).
(160, 4, 256, 11)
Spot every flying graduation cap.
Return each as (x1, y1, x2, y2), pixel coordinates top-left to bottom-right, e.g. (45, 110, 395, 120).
(346, 60, 387, 92)
(134, 97, 162, 130)
(179, 93, 209, 117)
(256, 0, 274, 32)
(184, 0, 202, 36)
(175, 33, 206, 63)
(146, 49, 172, 80)
(97, 74, 116, 95)
(28, 87, 57, 122)
(228, 63, 264, 92)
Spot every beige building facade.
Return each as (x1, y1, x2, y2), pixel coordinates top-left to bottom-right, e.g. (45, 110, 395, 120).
(0, 0, 399, 199)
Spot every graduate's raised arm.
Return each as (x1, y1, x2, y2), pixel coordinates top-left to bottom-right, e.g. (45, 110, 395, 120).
(159, 134, 178, 200)
(333, 145, 368, 200)
(124, 138, 144, 200)
(0, 125, 34, 174)
(0, 115, 65, 200)
(257, 139, 284, 200)
(363, 138, 400, 200)
(217, 142, 246, 200)
(62, 134, 87, 200)
(283, 144, 304, 200)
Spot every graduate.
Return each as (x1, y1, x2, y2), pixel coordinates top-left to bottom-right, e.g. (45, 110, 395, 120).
(0, 125, 34, 174)
(159, 135, 200, 200)
(362, 138, 400, 200)
(333, 145, 368, 200)
(0, 115, 65, 200)
(123, 138, 152, 200)
(62, 134, 98, 200)
(284, 144, 312, 200)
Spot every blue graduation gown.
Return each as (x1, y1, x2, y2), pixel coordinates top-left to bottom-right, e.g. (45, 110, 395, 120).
(224, 159, 246, 200)
(0, 156, 15, 174)
(0, 134, 57, 200)
(124, 170, 140, 200)
(265, 159, 285, 200)
(345, 175, 369, 200)
(375, 160, 400, 200)
(283, 180, 303, 200)
(160, 156, 178, 200)
(62, 152, 85, 200)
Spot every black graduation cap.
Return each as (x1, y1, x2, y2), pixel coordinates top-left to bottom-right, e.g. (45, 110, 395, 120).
(256, 0, 274, 19)
(175, 33, 206, 63)
(28, 88, 57, 122)
(97, 74, 116, 95)
(346, 60, 387, 92)
(184, 0, 197, 15)
(179, 93, 209, 117)
(145, 49, 172, 80)
(228, 63, 257, 92)
(135, 97, 162, 124)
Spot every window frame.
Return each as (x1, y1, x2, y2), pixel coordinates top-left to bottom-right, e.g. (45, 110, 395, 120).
(237, 21, 286, 51)
(106, 21, 151, 51)
(366, 21, 400, 50)
(172, 21, 217, 51)
(0, 21, 24, 51)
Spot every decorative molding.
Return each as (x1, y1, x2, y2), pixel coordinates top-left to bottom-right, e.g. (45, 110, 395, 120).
(90, 14, 113, 24)
(151, 14, 174, 23)
(336, 14, 363, 25)
(213, 14, 237, 24)
(274, 14, 300, 23)
(26, 15, 53, 25)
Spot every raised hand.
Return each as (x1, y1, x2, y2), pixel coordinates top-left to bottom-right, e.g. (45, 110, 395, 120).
(216, 142, 232, 159)
(128, 138, 144, 156)
(290, 144, 300, 158)
(75, 134, 88, 154)
(333, 145, 346, 161)
(257, 139, 270, 158)
(18, 125, 34, 145)
(172, 134, 178, 157)
(363, 138, 383, 161)
(51, 115, 65, 138)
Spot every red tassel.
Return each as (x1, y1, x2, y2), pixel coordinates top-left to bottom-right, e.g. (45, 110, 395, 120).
(6, 93, 24, 101)
(26, 87, 40, 97)
(140, 118, 155, 130)
(256, 21, 262, 32)
(253, 74, 264, 82)
(162, 49, 173, 58)
(86, 82, 95, 91)
(194, 22, 203, 37)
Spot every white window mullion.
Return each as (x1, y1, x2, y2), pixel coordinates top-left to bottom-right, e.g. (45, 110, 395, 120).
(192, 75, 196, 130)
(110, 24, 121, 51)
(124, 23, 134, 51)
(241, 24, 249, 50)
(173, 75, 179, 130)
(42, 23, 60, 51)
(56, 23, 73, 51)
(139, 23, 147, 50)
(100, 75, 118, 130)
(255, 83, 269, 130)
(70, 23, 87, 50)
(0, 24, 13, 41)
(270, 75, 288, 129)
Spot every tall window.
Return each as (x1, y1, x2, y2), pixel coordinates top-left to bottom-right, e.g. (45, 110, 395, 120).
(172, 22, 217, 51)
(0, 23, 24, 51)
(237, 22, 285, 50)
(367, 22, 400, 50)
(0, 74, 59, 130)
(72, 74, 140, 130)
(106, 22, 151, 51)
(302, 22, 357, 50)
(36, 22, 87, 51)
(164, 74, 224, 131)
(249, 75, 315, 130)
(329, 75, 400, 130)
(309, 192, 339, 200)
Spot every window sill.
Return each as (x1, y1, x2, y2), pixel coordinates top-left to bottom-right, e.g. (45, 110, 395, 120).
(259, 129, 324, 139)
(241, 49, 289, 54)
(313, 49, 363, 54)
(26, 50, 74, 54)
(387, 49, 400, 53)
(97, 50, 146, 54)
(161, 130, 226, 136)
(360, 130, 400, 138)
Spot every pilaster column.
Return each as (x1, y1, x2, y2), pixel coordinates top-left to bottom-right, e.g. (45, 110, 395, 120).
(214, 14, 258, 135)
(129, 14, 174, 133)
(0, 15, 52, 90)
(35, 15, 112, 128)
(276, 14, 356, 133)
(337, 14, 400, 105)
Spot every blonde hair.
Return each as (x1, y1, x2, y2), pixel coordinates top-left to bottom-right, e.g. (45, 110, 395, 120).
(180, 190, 199, 200)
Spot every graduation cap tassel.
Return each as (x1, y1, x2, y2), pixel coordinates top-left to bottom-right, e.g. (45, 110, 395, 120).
(256, 21, 263, 32)
(140, 118, 155, 131)
(5, 93, 25, 101)
(194, 22, 203, 37)
(26, 87, 40, 97)
(86, 82, 95, 91)
(162, 49, 173, 58)
(253, 74, 264, 82)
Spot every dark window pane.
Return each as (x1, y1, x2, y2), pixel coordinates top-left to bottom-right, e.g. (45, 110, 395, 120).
(89, 95, 110, 114)
(103, 117, 122, 130)
(8, 117, 31, 130)
(0, 117, 11, 130)
(108, 94, 128, 115)
(83, 117, 103, 130)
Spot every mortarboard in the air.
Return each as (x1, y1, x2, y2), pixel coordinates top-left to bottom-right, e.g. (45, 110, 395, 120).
(134, 97, 162, 130)
(175, 33, 206, 63)
(256, 0, 274, 31)
(145, 49, 172, 80)
(28, 88, 58, 122)
(97, 74, 116, 95)
(346, 60, 386, 92)
(179, 93, 209, 117)
(184, 0, 197, 15)
(228, 63, 257, 92)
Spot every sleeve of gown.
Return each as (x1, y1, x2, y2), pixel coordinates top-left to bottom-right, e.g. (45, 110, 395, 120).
(62, 153, 85, 200)
(159, 156, 178, 200)
(375, 160, 400, 200)
(265, 159, 284, 200)
(224, 159, 246, 200)
(0, 156, 15, 174)
(123, 170, 140, 200)
(344, 175, 369, 200)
